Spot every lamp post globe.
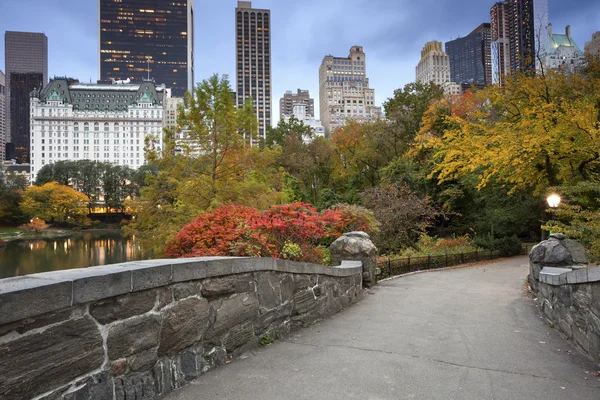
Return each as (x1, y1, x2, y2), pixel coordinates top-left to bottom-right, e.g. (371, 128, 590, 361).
(547, 194, 561, 208)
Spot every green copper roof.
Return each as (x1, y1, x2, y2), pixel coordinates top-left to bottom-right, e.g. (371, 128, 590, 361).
(36, 79, 166, 111)
(544, 33, 582, 55)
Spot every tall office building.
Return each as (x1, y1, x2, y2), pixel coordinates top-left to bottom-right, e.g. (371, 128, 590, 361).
(319, 46, 382, 136)
(12, 73, 44, 163)
(491, 2, 511, 84)
(0, 71, 5, 162)
(416, 41, 451, 85)
(4, 31, 48, 163)
(446, 23, 492, 86)
(235, 1, 272, 144)
(585, 32, 600, 59)
(507, 0, 535, 73)
(280, 89, 314, 119)
(99, 0, 194, 97)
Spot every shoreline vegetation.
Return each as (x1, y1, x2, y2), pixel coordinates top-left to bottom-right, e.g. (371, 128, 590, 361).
(0, 226, 124, 243)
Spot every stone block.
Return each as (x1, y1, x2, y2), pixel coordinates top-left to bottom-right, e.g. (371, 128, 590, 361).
(293, 289, 318, 315)
(204, 258, 239, 278)
(563, 239, 588, 264)
(567, 271, 578, 285)
(153, 359, 182, 396)
(128, 348, 159, 373)
(171, 259, 210, 282)
(572, 285, 592, 313)
(172, 281, 203, 301)
(180, 347, 204, 381)
(280, 274, 295, 304)
(206, 293, 259, 339)
(68, 266, 132, 304)
(256, 272, 281, 311)
(204, 346, 227, 369)
(572, 326, 590, 354)
(574, 268, 589, 284)
(63, 372, 113, 400)
(158, 297, 210, 356)
(591, 284, 600, 316)
(156, 287, 173, 310)
(223, 322, 256, 353)
(586, 266, 600, 282)
(0, 275, 72, 325)
(0, 317, 104, 399)
(0, 306, 81, 337)
(130, 262, 172, 292)
(201, 273, 255, 299)
(90, 289, 157, 325)
(107, 315, 162, 360)
(115, 372, 157, 400)
(254, 303, 293, 334)
(294, 274, 317, 292)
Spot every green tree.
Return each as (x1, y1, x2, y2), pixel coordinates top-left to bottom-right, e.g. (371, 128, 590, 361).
(0, 166, 27, 224)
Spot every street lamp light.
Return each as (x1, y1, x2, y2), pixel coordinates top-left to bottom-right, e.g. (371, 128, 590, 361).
(547, 194, 561, 208)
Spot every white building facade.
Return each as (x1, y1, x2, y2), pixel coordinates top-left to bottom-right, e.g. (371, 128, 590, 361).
(283, 103, 325, 143)
(319, 46, 382, 136)
(539, 25, 586, 73)
(29, 79, 167, 183)
(416, 41, 451, 85)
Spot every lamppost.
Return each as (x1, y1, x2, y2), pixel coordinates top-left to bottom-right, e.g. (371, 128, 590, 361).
(546, 193, 561, 237)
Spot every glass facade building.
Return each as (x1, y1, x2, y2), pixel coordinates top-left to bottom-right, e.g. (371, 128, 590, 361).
(508, 0, 536, 73)
(99, 0, 194, 97)
(445, 23, 492, 86)
(10, 72, 44, 164)
(4, 31, 48, 162)
(236, 1, 272, 144)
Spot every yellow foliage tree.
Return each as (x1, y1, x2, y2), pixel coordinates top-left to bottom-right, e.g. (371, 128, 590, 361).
(418, 65, 600, 196)
(20, 182, 90, 223)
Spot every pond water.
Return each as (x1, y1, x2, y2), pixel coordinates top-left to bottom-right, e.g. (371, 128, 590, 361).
(0, 232, 144, 279)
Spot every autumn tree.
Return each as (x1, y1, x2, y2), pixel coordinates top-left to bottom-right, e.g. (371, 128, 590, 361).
(21, 182, 89, 223)
(0, 166, 27, 224)
(420, 66, 600, 195)
(126, 74, 287, 256)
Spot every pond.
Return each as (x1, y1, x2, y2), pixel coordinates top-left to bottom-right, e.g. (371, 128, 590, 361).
(0, 231, 144, 279)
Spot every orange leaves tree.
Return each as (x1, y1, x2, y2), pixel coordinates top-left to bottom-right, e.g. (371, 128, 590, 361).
(20, 182, 90, 223)
(166, 202, 379, 263)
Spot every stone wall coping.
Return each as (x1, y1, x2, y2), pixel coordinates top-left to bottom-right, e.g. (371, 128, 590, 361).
(539, 265, 600, 286)
(0, 257, 363, 325)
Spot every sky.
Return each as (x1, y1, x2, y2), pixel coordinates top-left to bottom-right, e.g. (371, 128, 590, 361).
(1, 0, 599, 124)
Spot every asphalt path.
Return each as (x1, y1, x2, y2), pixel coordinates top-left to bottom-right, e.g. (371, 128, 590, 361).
(165, 257, 600, 400)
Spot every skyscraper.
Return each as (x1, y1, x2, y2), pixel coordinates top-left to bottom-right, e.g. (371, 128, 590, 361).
(280, 89, 314, 119)
(507, 0, 535, 73)
(446, 23, 492, 86)
(0, 71, 5, 162)
(319, 46, 381, 136)
(491, 2, 511, 84)
(4, 31, 48, 163)
(416, 41, 450, 85)
(236, 1, 272, 144)
(585, 32, 600, 59)
(99, 0, 194, 97)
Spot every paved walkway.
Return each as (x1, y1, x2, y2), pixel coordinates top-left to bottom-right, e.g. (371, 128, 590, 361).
(165, 257, 600, 400)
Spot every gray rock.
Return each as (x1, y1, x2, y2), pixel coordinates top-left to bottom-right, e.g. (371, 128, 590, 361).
(549, 233, 567, 240)
(330, 231, 378, 288)
(172, 281, 203, 301)
(63, 372, 113, 400)
(107, 315, 162, 360)
(158, 297, 210, 356)
(90, 290, 157, 325)
(204, 346, 228, 369)
(256, 272, 281, 310)
(529, 243, 546, 263)
(293, 290, 318, 315)
(0, 306, 81, 337)
(152, 360, 177, 396)
(223, 322, 256, 352)
(201, 273, 255, 298)
(280, 274, 295, 304)
(115, 372, 157, 400)
(206, 293, 259, 339)
(0, 317, 104, 399)
(180, 348, 204, 380)
(129, 348, 159, 372)
(563, 239, 588, 264)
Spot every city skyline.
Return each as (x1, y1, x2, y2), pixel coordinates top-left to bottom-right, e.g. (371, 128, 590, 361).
(0, 0, 598, 125)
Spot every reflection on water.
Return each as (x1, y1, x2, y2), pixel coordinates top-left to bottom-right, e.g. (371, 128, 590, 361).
(0, 232, 144, 279)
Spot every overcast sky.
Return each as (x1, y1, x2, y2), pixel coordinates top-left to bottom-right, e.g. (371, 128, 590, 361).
(1, 0, 598, 124)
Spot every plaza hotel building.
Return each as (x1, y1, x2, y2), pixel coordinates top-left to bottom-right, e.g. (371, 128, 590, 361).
(29, 78, 167, 183)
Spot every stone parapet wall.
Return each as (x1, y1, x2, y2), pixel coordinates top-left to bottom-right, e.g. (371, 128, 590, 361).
(535, 266, 600, 364)
(528, 234, 600, 365)
(0, 257, 363, 400)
